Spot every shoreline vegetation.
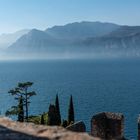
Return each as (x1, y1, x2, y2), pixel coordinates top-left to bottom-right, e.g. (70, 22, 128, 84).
(5, 82, 75, 128)
(2, 81, 138, 139)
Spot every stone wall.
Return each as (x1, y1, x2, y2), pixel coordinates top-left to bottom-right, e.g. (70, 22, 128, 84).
(91, 112, 124, 140)
(2, 111, 140, 140)
(138, 116, 140, 140)
(0, 117, 95, 140)
(66, 121, 86, 132)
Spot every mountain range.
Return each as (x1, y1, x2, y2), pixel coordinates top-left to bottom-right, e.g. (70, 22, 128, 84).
(0, 29, 30, 49)
(2, 21, 140, 58)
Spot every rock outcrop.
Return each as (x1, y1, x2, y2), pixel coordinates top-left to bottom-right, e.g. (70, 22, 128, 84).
(66, 121, 86, 132)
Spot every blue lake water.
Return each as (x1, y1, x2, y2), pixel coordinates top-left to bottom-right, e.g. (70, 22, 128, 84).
(0, 58, 140, 139)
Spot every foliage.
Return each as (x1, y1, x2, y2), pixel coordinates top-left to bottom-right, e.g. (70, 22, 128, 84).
(6, 82, 76, 127)
(47, 104, 58, 126)
(6, 96, 24, 122)
(55, 94, 61, 125)
(28, 113, 49, 125)
(6, 82, 36, 122)
(28, 115, 41, 124)
(40, 113, 45, 125)
(68, 95, 75, 125)
(43, 113, 49, 124)
(62, 119, 68, 128)
(6, 106, 19, 116)
(18, 96, 24, 122)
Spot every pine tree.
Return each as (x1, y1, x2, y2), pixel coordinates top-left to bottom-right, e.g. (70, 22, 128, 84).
(6, 82, 36, 122)
(55, 94, 61, 125)
(68, 95, 75, 124)
(40, 114, 45, 125)
(18, 96, 24, 122)
(18, 82, 36, 122)
(6, 95, 24, 122)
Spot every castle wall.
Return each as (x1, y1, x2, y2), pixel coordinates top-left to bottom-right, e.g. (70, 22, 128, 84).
(91, 112, 124, 139)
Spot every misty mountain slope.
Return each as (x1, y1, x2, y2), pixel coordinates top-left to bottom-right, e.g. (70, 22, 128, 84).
(46, 21, 120, 39)
(83, 26, 140, 49)
(8, 29, 76, 53)
(7, 21, 120, 52)
(7, 22, 140, 57)
(106, 26, 140, 37)
(0, 29, 30, 49)
(8, 29, 54, 52)
(81, 31, 140, 56)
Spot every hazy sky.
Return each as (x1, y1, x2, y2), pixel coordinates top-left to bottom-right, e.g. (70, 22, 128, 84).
(0, 0, 140, 33)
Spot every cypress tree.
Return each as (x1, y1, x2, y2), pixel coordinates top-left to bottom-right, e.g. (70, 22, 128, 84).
(55, 94, 61, 125)
(18, 96, 24, 122)
(48, 104, 57, 126)
(41, 114, 45, 125)
(68, 95, 75, 124)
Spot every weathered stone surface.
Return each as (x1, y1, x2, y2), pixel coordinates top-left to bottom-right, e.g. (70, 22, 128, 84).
(138, 116, 140, 140)
(0, 117, 95, 140)
(91, 112, 124, 140)
(66, 121, 86, 132)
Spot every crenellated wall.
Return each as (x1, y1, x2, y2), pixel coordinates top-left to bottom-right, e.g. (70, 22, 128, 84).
(138, 116, 140, 140)
(1, 112, 140, 140)
(91, 112, 125, 140)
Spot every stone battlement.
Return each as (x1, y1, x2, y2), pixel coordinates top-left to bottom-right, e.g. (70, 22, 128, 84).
(91, 112, 124, 140)
(0, 117, 94, 140)
(0, 112, 140, 140)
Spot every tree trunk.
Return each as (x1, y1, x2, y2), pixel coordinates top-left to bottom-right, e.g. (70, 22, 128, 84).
(25, 88, 28, 122)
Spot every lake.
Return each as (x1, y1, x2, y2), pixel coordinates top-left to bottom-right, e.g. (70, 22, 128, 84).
(0, 58, 140, 139)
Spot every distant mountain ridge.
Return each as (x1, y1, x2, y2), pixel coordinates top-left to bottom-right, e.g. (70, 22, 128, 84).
(6, 21, 140, 58)
(0, 29, 30, 49)
(46, 21, 120, 39)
